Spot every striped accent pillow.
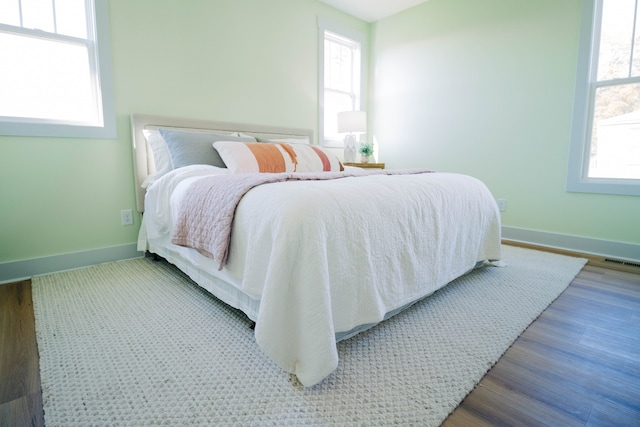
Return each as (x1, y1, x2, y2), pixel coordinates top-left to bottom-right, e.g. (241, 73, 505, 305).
(213, 141, 343, 173)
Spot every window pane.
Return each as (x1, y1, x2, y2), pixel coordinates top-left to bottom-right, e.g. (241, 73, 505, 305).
(21, 0, 55, 32)
(0, 32, 97, 124)
(325, 39, 353, 92)
(0, 0, 21, 26)
(324, 91, 353, 139)
(588, 83, 640, 179)
(320, 24, 363, 146)
(597, 0, 636, 80)
(55, 0, 87, 38)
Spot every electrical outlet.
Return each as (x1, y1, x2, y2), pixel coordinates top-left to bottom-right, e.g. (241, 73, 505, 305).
(121, 209, 133, 226)
(496, 199, 506, 212)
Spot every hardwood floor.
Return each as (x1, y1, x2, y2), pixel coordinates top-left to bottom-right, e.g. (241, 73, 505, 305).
(443, 265, 640, 426)
(0, 280, 43, 427)
(1, 263, 638, 426)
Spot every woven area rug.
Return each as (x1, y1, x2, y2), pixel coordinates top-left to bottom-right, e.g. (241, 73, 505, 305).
(32, 245, 586, 426)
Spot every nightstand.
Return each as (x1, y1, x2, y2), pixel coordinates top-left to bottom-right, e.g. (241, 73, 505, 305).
(344, 162, 385, 169)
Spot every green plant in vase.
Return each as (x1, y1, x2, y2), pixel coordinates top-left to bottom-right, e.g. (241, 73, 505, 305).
(358, 142, 374, 163)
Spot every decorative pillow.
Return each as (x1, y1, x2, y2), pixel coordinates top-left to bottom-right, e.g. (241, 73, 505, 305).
(213, 141, 343, 173)
(159, 128, 255, 169)
(290, 144, 343, 172)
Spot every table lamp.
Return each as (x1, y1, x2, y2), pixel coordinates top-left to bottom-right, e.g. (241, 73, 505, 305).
(337, 110, 367, 163)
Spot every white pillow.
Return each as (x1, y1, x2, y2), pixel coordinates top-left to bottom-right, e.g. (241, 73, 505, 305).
(238, 133, 311, 145)
(257, 136, 310, 145)
(237, 132, 259, 141)
(142, 129, 173, 187)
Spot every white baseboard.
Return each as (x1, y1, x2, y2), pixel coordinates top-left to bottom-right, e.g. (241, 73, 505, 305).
(0, 244, 143, 284)
(502, 226, 640, 263)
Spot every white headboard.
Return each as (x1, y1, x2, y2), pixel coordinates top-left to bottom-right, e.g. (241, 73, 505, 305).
(130, 114, 314, 212)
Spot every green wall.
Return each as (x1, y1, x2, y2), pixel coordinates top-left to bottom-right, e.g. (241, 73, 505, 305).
(2, 0, 638, 270)
(371, 0, 639, 246)
(0, 0, 367, 264)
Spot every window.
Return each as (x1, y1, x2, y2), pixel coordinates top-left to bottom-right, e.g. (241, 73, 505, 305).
(318, 17, 366, 146)
(0, 0, 115, 138)
(567, 0, 640, 195)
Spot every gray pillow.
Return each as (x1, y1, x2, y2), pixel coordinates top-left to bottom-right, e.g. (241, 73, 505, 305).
(159, 128, 255, 169)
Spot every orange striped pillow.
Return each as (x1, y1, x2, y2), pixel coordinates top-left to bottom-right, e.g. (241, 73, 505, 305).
(213, 141, 343, 173)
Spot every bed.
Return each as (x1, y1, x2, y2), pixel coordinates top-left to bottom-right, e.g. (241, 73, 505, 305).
(131, 114, 502, 387)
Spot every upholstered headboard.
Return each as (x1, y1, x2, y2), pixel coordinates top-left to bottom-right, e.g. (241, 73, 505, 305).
(130, 114, 314, 212)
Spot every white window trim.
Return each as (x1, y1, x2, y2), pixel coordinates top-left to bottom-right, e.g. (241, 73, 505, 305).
(567, 0, 640, 196)
(318, 16, 367, 147)
(0, 0, 116, 139)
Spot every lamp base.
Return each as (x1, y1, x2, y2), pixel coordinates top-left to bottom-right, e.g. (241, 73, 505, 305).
(344, 134, 357, 162)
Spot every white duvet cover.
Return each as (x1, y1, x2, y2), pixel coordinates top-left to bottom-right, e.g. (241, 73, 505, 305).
(139, 165, 502, 386)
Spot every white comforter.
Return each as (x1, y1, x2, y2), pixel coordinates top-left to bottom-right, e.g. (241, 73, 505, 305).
(140, 165, 502, 386)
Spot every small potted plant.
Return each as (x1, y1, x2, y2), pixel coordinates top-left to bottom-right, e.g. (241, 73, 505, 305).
(358, 142, 374, 163)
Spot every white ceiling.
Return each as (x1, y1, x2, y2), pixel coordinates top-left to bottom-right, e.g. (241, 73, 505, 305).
(318, 0, 429, 22)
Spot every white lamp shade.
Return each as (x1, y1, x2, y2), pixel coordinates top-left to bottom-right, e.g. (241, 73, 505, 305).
(337, 110, 367, 134)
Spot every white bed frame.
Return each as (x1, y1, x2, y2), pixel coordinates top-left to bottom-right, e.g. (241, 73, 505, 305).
(130, 114, 314, 213)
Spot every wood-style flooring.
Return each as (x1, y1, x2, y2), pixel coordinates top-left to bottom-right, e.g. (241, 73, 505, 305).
(0, 280, 42, 427)
(442, 263, 640, 427)
(1, 261, 639, 426)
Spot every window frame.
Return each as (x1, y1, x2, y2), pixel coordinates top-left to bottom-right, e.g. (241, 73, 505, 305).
(567, 0, 640, 196)
(0, 0, 116, 139)
(318, 17, 367, 147)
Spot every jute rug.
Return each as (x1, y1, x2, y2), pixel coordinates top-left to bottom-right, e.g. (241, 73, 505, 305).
(32, 245, 586, 426)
